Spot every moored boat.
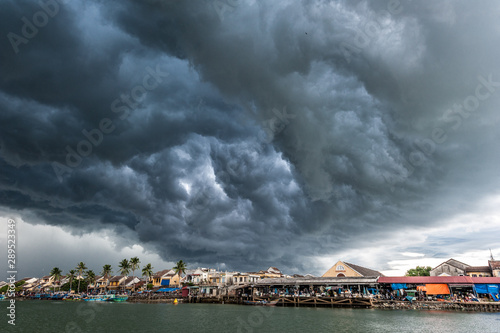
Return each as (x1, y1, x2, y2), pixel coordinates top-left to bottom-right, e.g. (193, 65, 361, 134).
(108, 295, 128, 302)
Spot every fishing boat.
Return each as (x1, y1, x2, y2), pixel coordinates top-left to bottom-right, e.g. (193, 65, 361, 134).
(83, 295, 107, 302)
(243, 299, 279, 306)
(51, 293, 67, 300)
(107, 295, 128, 302)
(63, 294, 83, 301)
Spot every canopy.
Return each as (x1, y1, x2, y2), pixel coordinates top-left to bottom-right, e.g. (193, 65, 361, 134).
(156, 288, 180, 292)
(391, 283, 407, 290)
(425, 284, 450, 295)
(474, 284, 499, 294)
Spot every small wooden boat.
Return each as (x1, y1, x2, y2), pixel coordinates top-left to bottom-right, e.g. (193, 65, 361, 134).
(243, 299, 279, 306)
(108, 295, 128, 302)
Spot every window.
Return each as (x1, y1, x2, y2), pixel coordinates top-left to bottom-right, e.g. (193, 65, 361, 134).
(336, 265, 345, 271)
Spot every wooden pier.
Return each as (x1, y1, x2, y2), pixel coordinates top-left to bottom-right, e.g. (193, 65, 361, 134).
(253, 296, 373, 308)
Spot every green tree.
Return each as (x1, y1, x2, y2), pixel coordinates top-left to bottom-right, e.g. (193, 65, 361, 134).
(405, 266, 432, 276)
(173, 260, 187, 286)
(76, 262, 87, 294)
(68, 270, 76, 293)
(50, 267, 63, 292)
(119, 259, 130, 276)
(85, 270, 96, 294)
(130, 257, 140, 291)
(101, 264, 113, 293)
(142, 263, 154, 285)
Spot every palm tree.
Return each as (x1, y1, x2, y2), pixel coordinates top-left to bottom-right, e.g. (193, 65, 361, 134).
(173, 260, 187, 287)
(118, 259, 130, 294)
(76, 262, 87, 294)
(101, 264, 112, 293)
(85, 270, 96, 294)
(68, 269, 76, 293)
(118, 259, 130, 276)
(50, 267, 62, 292)
(130, 257, 140, 291)
(142, 263, 154, 285)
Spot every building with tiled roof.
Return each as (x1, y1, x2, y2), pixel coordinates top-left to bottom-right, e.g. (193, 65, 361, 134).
(322, 261, 383, 278)
(430, 258, 470, 276)
(465, 266, 492, 277)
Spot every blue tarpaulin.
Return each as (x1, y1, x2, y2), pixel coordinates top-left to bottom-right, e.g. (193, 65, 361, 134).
(391, 283, 407, 290)
(156, 288, 180, 292)
(475, 284, 500, 301)
(475, 284, 499, 294)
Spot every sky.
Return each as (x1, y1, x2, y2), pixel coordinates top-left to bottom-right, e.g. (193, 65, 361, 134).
(1, 0, 500, 280)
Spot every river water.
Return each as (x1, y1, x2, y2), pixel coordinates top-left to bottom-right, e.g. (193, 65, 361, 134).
(2, 300, 499, 332)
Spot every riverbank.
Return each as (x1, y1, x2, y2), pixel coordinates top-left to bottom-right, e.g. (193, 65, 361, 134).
(10, 295, 500, 312)
(97, 294, 500, 312)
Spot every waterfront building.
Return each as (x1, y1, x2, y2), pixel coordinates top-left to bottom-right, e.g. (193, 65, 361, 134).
(490, 260, 500, 277)
(152, 270, 171, 288)
(257, 267, 283, 278)
(152, 269, 181, 288)
(108, 275, 127, 292)
(95, 276, 109, 293)
(123, 276, 141, 292)
(432, 255, 500, 277)
(465, 266, 492, 277)
(430, 259, 470, 276)
(183, 269, 205, 284)
(251, 276, 380, 297)
(322, 261, 383, 278)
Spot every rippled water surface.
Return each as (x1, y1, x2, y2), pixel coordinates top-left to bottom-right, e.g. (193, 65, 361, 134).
(2, 300, 499, 332)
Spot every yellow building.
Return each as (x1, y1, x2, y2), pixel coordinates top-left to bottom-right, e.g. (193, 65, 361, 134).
(108, 276, 127, 291)
(152, 269, 182, 288)
(465, 266, 492, 277)
(322, 261, 383, 278)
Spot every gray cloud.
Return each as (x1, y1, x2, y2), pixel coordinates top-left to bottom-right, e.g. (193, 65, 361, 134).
(1, 0, 500, 275)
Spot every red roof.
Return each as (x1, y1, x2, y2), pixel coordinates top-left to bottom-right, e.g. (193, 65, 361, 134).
(378, 276, 476, 284)
(470, 277, 500, 284)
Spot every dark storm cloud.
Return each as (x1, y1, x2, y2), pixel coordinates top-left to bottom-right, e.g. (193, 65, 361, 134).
(1, 0, 500, 274)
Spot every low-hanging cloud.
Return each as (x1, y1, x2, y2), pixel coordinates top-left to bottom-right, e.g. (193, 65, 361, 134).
(1, 0, 500, 274)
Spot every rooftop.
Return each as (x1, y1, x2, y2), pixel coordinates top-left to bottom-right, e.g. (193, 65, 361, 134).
(344, 262, 384, 277)
(465, 266, 491, 273)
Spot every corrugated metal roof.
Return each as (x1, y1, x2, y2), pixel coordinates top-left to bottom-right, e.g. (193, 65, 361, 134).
(470, 277, 500, 284)
(465, 266, 491, 273)
(378, 276, 475, 284)
(255, 277, 379, 285)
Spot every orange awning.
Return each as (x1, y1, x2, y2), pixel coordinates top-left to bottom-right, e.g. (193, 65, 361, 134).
(425, 284, 450, 295)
